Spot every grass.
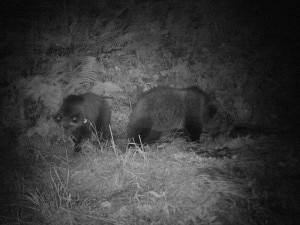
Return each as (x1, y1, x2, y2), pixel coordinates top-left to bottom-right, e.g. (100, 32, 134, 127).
(2, 133, 298, 225)
(0, 0, 298, 224)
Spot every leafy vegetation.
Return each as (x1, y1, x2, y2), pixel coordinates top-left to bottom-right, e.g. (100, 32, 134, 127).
(0, 0, 298, 224)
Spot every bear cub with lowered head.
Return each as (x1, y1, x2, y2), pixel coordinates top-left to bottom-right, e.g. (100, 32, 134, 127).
(127, 86, 218, 145)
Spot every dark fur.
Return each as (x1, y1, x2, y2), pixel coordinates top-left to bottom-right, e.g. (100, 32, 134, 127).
(127, 86, 218, 145)
(54, 93, 111, 152)
(228, 125, 273, 138)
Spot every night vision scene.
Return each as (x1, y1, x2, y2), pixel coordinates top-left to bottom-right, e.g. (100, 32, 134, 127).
(0, 0, 299, 224)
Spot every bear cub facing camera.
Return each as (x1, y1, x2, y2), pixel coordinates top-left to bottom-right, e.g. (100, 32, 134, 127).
(54, 93, 111, 152)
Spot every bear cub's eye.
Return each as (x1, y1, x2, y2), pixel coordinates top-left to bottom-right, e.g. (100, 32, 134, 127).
(72, 116, 78, 123)
(54, 114, 62, 123)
